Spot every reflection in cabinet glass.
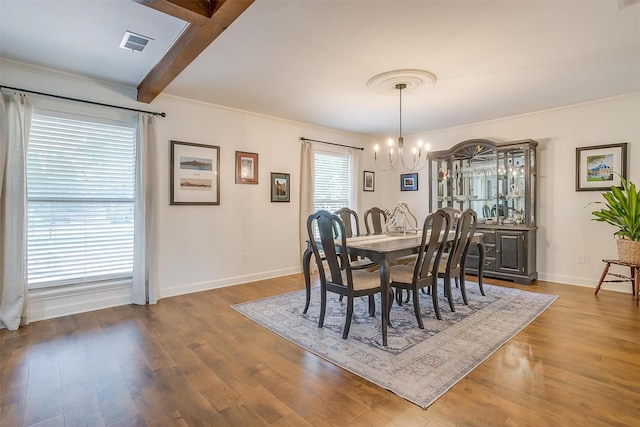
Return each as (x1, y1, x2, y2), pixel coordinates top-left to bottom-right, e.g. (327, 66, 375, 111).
(429, 139, 538, 284)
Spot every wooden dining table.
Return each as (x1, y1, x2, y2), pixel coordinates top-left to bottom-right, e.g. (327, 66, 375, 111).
(302, 231, 485, 346)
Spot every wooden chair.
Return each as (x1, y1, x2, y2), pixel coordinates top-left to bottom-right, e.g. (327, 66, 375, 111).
(438, 208, 477, 312)
(307, 210, 382, 339)
(364, 207, 387, 235)
(389, 209, 451, 324)
(334, 207, 375, 269)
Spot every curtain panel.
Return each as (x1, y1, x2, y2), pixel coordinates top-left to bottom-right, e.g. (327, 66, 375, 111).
(132, 113, 159, 305)
(0, 93, 31, 330)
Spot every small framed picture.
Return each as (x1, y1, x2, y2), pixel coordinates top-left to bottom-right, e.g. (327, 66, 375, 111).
(170, 140, 220, 205)
(575, 143, 627, 191)
(363, 170, 375, 192)
(235, 151, 258, 184)
(401, 173, 418, 191)
(270, 172, 290, 202)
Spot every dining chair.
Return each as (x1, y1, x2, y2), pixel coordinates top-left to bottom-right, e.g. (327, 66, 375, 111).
(307, 210, 382, 339)
(438, 208, 477, 312)
(364, 207, 387, 235)
(389, 209, 451, 325)
(334, 207, 376, 270)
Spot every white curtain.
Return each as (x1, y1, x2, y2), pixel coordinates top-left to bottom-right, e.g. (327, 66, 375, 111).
(349, 147, 361, 211)
(0, 93, 32, 330)
(300, 140, 315, 264)
(132, 113, 159, 305)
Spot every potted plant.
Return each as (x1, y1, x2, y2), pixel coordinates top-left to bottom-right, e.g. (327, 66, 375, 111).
(591, 175, 640, 264)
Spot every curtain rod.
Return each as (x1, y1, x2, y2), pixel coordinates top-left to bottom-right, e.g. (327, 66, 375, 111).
(0, 85, 166, 117)
(299, 136, 363, 151)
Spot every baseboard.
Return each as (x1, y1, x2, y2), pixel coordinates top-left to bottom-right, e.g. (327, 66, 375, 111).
(160, 267, 301, 298)
(537, 272, 632, 294)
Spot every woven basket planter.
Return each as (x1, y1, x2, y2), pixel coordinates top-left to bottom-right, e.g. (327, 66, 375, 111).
(617, 239, 640, 265)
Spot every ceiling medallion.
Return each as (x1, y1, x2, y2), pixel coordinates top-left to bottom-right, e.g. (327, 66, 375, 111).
(366, 69, 437, 95)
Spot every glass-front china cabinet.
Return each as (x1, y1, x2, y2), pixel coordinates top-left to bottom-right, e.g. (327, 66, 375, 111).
(429, 139, 538, 284)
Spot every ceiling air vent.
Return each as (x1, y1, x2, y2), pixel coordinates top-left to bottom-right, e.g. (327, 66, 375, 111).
(119, 31, 153, 53)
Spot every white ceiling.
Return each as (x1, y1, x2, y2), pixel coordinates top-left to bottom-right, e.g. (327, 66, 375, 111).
(1, 0, 639, 138)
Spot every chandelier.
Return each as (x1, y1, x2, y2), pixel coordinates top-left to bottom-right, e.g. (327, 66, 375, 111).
(368, 69, 436, 172)
(373, 83, 429, 172)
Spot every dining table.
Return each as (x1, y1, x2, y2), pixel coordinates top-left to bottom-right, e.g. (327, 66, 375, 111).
(302, 231, 485, 346)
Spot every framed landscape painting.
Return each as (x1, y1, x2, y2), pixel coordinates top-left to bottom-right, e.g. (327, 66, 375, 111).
(170, 140, 220, 205)
(575, 143, 627, 191)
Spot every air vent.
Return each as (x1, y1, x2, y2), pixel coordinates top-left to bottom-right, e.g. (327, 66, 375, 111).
(119, 31, 153, 52)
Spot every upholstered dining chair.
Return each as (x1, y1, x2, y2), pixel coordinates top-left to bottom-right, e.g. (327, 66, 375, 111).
(307, 210, 382, 339)
(389, 209, 451, 325)
(364, 207, 387, 235)
(438, 208, 477, 312)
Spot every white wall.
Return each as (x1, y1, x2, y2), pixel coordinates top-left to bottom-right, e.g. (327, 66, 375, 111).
(1, 60, 373, 319)
(3, 59, 638, 320)
(150, 95, 373, 297)
(360, 93, 640, 290)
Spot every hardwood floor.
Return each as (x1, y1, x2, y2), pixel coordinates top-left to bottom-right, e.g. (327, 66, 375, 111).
(1, 274, 639, 426)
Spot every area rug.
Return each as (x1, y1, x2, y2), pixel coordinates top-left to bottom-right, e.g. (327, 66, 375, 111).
(232, 283, 557, 409)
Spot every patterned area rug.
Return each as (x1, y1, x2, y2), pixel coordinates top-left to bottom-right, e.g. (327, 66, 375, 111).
(232, 283, 557, 409)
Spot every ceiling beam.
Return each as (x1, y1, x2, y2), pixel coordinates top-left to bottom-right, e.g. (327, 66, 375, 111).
(131, 0, 212, 26)
(135, 0, 254, 103)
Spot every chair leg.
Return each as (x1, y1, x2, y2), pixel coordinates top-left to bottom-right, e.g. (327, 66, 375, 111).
(343, 296, 354, 339)
(318, 286, 327, 327)
(594, 262, 611, 295)
(444, 275, 456, 312)
(431, 282, 441, 320)
(368, 295, 375, 316)
(459, 274, 469, 305)
(412, 288, 424, 329)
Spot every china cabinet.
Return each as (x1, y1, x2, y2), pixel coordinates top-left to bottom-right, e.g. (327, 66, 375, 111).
(429, 138, 538, 284)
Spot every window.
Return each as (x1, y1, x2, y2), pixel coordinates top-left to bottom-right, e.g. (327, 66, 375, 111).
(26, 110, 137, 289)
(313, 148, 352, 212)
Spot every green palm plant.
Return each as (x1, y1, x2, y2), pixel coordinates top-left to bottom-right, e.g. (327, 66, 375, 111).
(591, 175, 640, 241)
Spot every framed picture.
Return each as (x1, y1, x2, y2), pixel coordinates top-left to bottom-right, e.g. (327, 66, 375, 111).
(270, 172, 290, 202)
(235, 151, 258, 184)
(170, 140, 220, 205)
(401, 173, 418, 191)
(576, 143, 628, 191)
(363, 170, 375, 192)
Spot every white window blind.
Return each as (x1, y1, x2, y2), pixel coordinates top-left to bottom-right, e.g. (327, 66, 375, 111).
(26, 110, 137, 288)
(313, 149, 351, 212)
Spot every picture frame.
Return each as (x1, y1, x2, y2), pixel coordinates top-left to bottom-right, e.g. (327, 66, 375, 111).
(401, 173, 418, 191)
(270, 172, 290, 202)
(363, 170, 375, 192)
(575, 143, 628, 191)
(235, 151, 259, 184)
(170, 140, 220, 205)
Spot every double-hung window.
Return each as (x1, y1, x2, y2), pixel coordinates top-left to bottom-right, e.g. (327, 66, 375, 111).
(26, 109, 137, 289)
(313, 148, 354, 212)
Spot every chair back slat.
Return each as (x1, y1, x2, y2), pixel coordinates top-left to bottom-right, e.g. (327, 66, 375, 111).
(334, 207, 361, 238)
(415, 209, 451, 286)
(307, 210, 349, 287)
(364, 207, 387, 235)
(447, 208, 477, 270)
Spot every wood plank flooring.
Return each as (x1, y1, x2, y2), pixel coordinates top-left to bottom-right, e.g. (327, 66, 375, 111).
(1, 274, 639, 426)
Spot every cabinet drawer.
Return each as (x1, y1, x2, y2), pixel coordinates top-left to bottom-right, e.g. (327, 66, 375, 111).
(466, 255, 496, 271)
(477, 230, 496, 244)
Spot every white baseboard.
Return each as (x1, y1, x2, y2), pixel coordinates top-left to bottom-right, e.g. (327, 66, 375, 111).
(160, 267, 301, 298)
(537, 272, 632, 294)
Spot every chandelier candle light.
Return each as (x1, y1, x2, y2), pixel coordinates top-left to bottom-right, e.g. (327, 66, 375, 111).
(368, 70, 437, 172)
